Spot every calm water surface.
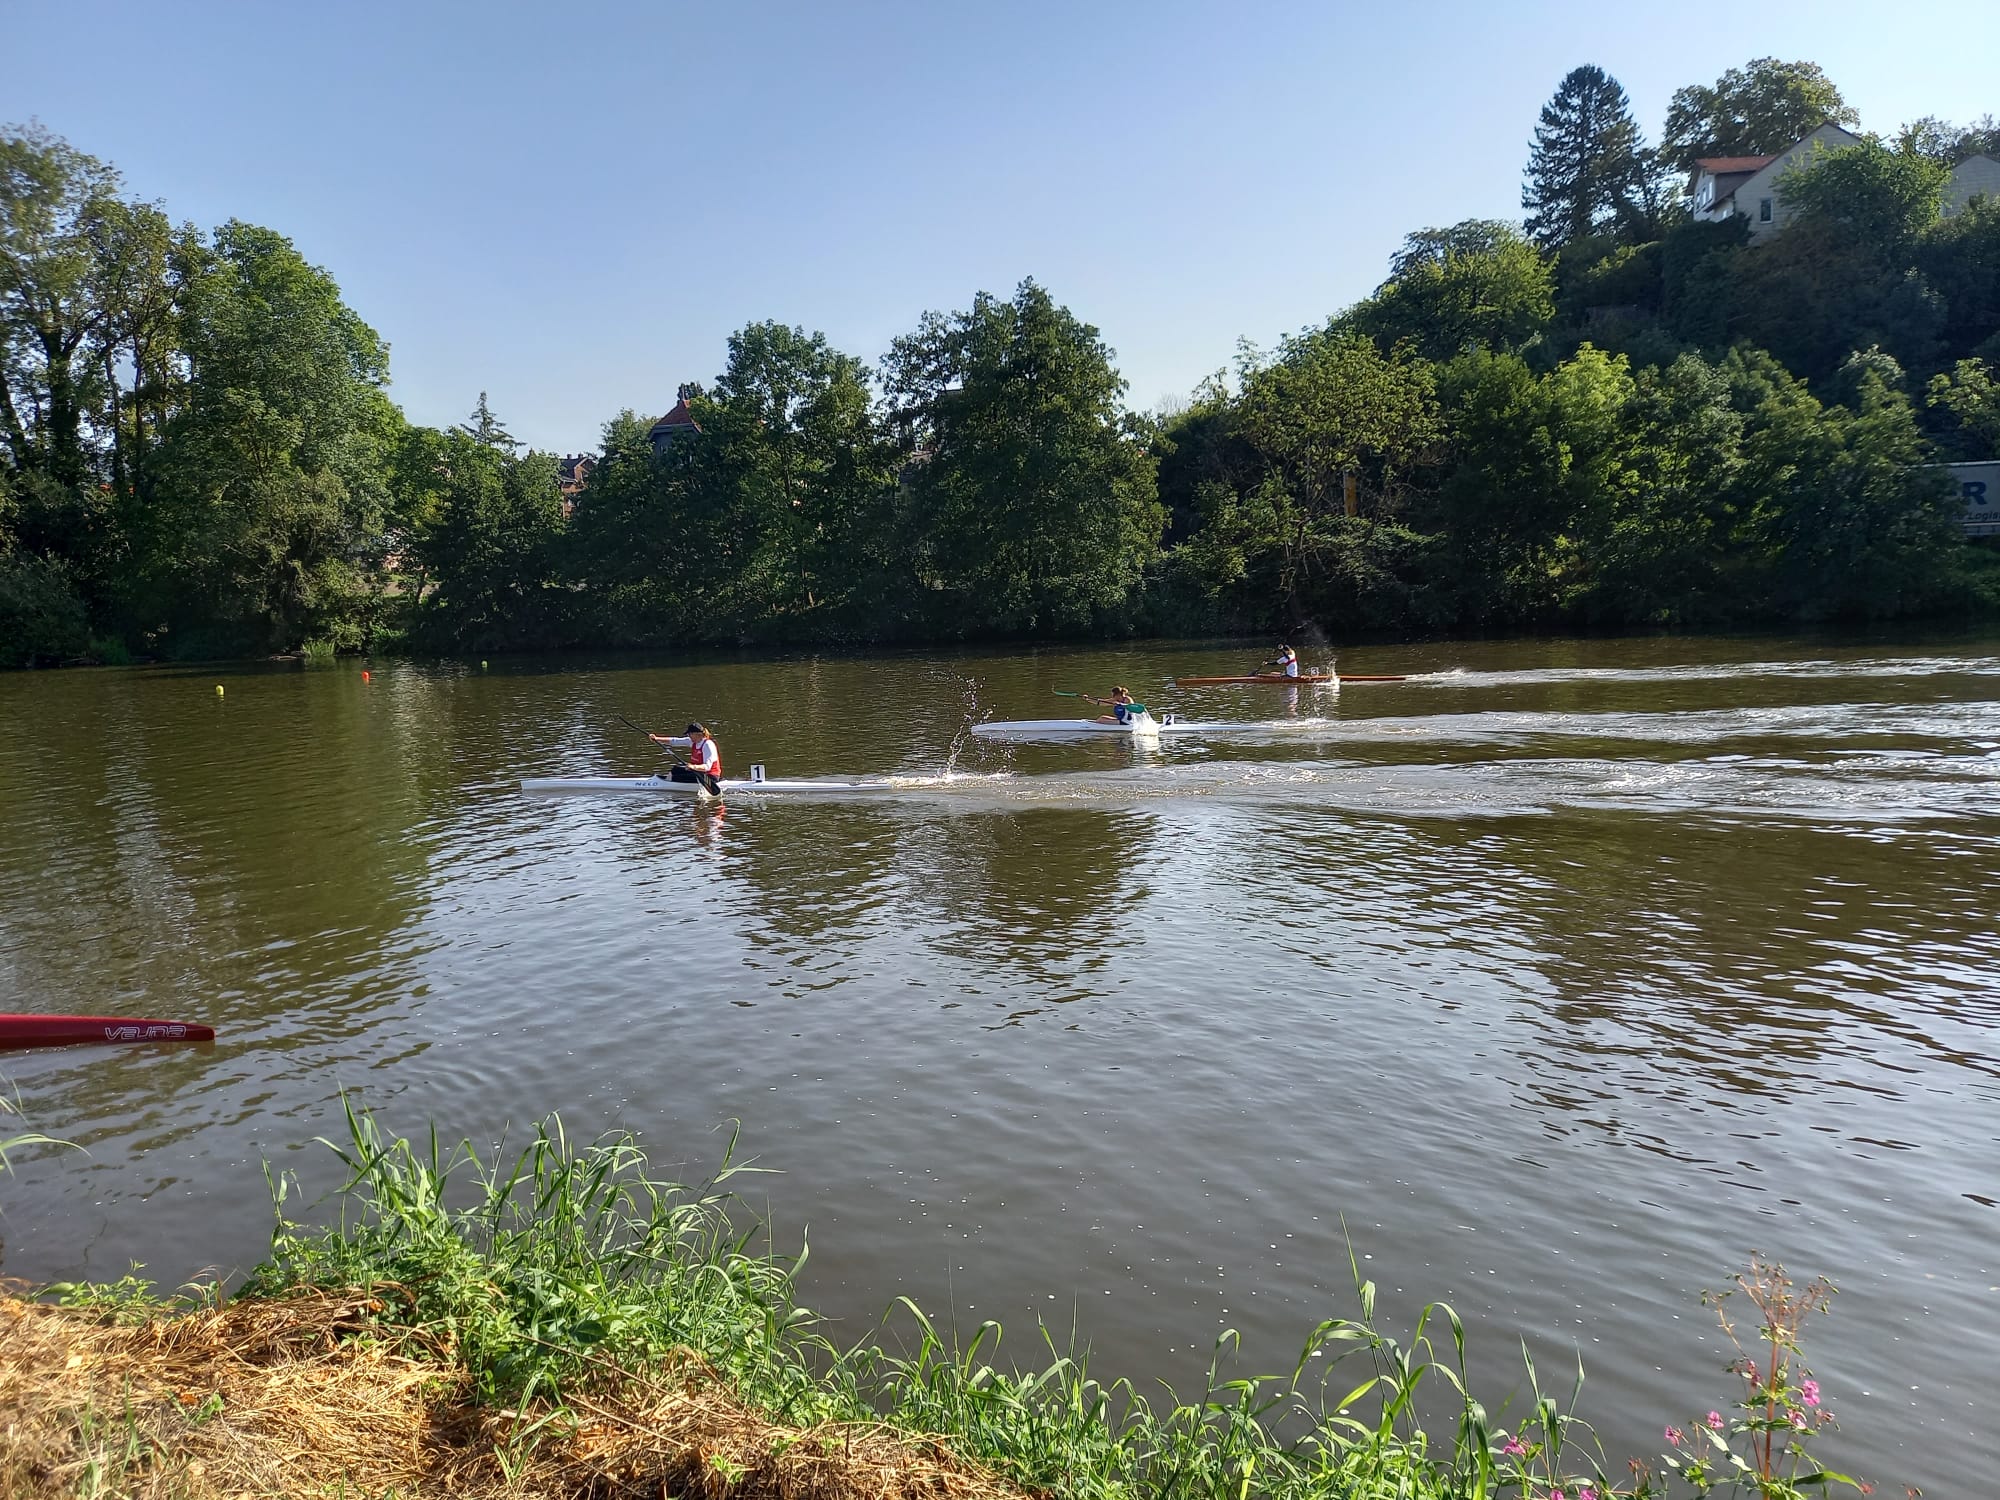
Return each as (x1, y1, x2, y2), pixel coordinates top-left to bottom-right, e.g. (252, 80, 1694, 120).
(1, 636, 1996, 1492)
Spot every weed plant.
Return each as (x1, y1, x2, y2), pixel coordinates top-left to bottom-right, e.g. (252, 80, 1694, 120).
(213, 1103, 1872, 1499)
(0, 1090, 70, 1174)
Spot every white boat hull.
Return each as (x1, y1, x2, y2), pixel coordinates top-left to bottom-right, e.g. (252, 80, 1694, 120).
(968, 713, 1343, 742)
(972, 711, 1173, 739)
(521, 774, 902, 796)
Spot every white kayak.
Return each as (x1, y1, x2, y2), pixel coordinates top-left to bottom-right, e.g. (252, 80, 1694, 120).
(971, 711, 1178, 739)
(522, 768, 904, 797)
(971, 711, 1348, 742)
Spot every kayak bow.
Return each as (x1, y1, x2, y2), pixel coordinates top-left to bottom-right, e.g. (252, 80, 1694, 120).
(0, 1014, 215, 1050)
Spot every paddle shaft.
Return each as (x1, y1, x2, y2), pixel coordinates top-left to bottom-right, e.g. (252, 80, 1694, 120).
(619, 713, 697, 773)
(1056, 689, 1147, 713)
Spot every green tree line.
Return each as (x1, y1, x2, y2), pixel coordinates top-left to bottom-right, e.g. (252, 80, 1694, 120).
(5, 61, 1999, 666)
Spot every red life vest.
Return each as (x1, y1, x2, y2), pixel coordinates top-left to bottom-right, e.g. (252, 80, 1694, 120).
(689, 735, 722, 776)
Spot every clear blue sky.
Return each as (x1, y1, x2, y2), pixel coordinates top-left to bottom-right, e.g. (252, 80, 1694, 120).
(9, 1, 1996, 452)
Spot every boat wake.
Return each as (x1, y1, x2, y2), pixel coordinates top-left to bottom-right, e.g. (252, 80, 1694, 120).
(1403, 653, 2000, 688)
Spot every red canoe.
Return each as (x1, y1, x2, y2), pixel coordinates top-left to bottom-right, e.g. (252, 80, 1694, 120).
(1172, 673, 1407, 686)
(0, 1015, 215, 1050)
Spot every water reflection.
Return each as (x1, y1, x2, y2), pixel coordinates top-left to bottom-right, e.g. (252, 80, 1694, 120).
(901, 807, 1159, 1014)
(1, 636, 1996, 1495)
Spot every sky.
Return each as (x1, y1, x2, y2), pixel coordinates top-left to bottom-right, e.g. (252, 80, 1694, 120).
(8, 0, 1997, 453)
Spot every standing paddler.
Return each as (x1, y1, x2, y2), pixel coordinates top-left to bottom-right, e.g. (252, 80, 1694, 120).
(649, 721, 724, 796)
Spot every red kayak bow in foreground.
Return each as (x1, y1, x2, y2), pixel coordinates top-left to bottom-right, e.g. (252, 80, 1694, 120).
(0, 1014, 215, 1050)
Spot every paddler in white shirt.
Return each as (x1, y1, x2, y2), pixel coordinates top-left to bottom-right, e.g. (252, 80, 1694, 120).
(649, 721, 724, 795)
(1266, 644, 1301, 678)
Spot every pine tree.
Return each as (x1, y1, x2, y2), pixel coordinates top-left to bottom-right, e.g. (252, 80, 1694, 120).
(459, 391, 519, 451)
(1523, 65, 1648, 249)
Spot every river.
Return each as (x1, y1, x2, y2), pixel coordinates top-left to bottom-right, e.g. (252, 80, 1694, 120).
(1, 635, 1994, 1492)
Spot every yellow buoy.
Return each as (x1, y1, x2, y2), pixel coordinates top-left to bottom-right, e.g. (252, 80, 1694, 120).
(215, 685, 225, 696)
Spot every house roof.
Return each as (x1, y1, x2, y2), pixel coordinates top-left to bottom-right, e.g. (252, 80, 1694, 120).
(648, 397, 701, 435)
(1695, 155, 1778, 174)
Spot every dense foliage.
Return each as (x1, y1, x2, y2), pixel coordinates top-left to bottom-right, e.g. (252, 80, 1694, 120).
(5, 62, 1999, 665)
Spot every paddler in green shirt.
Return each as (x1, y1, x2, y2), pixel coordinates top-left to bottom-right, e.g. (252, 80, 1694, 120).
(1082, 686, 1143, 724)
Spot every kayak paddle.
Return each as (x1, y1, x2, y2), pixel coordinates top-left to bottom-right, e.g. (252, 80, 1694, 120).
(618, 713, 696, 774)
(1056, 689, 1147, 713)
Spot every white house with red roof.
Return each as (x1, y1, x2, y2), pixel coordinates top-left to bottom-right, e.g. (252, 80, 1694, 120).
(1691, 125, 2000, 241)
(1690, 121, 1865, 239)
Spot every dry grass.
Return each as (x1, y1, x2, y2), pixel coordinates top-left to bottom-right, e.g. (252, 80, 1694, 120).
(0, 1290, 1033, 1500)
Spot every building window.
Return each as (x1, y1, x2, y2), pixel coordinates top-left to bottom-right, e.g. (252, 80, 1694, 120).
(1759, 197, 1773, 222)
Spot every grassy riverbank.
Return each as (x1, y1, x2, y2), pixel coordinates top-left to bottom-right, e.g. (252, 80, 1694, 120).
(3, 1106, 1866, 1499)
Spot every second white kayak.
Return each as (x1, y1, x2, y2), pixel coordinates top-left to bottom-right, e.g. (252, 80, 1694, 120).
(971, 711, 1177, 739)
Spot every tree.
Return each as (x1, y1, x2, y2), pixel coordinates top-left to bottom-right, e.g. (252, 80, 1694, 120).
(410, 427, 565, 649)
(1662, 59, 1857, 177)
(881, 280, 1160, 635)
(1431, 344, 1642, 620)
(1582, 352, 1746, 623)
(1726, 215, 1944, 385)
(564, 409, 695, 644)
(1896, 115, 2000, 167)
(128, 221, 395, 653)
(1349, 221, 1555, 360)
(1388, 220, 1526, 277)
(1724, 348, 1961, 617)
(1659, 215, 1750, 348)
(1197, 330, 1442, 624)
(1917, 197, 2000, 361)
(1710, 143, 1954, 382)
(1555, 236, 1665, 324)
(1927, 358, 2000, 458)
(0, 124, 128, 577)
(1777, 142, 1947, 255)
(1153, 371, 1255, 546)
(1523, 65, 1650, 248)
(458, 391, 518, 452)
(703, 321, 899, 635)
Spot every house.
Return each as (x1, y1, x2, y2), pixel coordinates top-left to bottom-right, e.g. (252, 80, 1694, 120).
(648, 384, 703, 456)
(556, 454, 594, 519)
(1944, 153, 2000, 217)
(1689, 122, 1866, 239)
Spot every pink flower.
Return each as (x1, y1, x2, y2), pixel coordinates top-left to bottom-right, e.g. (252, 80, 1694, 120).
(1580, 1488, 1598, 1500)
(1707, 1410, 1724, 1430)
(1502, 1436, 1528, 1457)
(1550, 1489, 1566, 1500)
(1801, 1379, 1821, 1408)
(1788, 1409, 1808, 1429)
(1666, 1426, 1686, 1445)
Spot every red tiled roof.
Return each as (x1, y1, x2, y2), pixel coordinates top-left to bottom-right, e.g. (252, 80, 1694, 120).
(648, 398, 701, 433)
(1695, 155, 1777, 174)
